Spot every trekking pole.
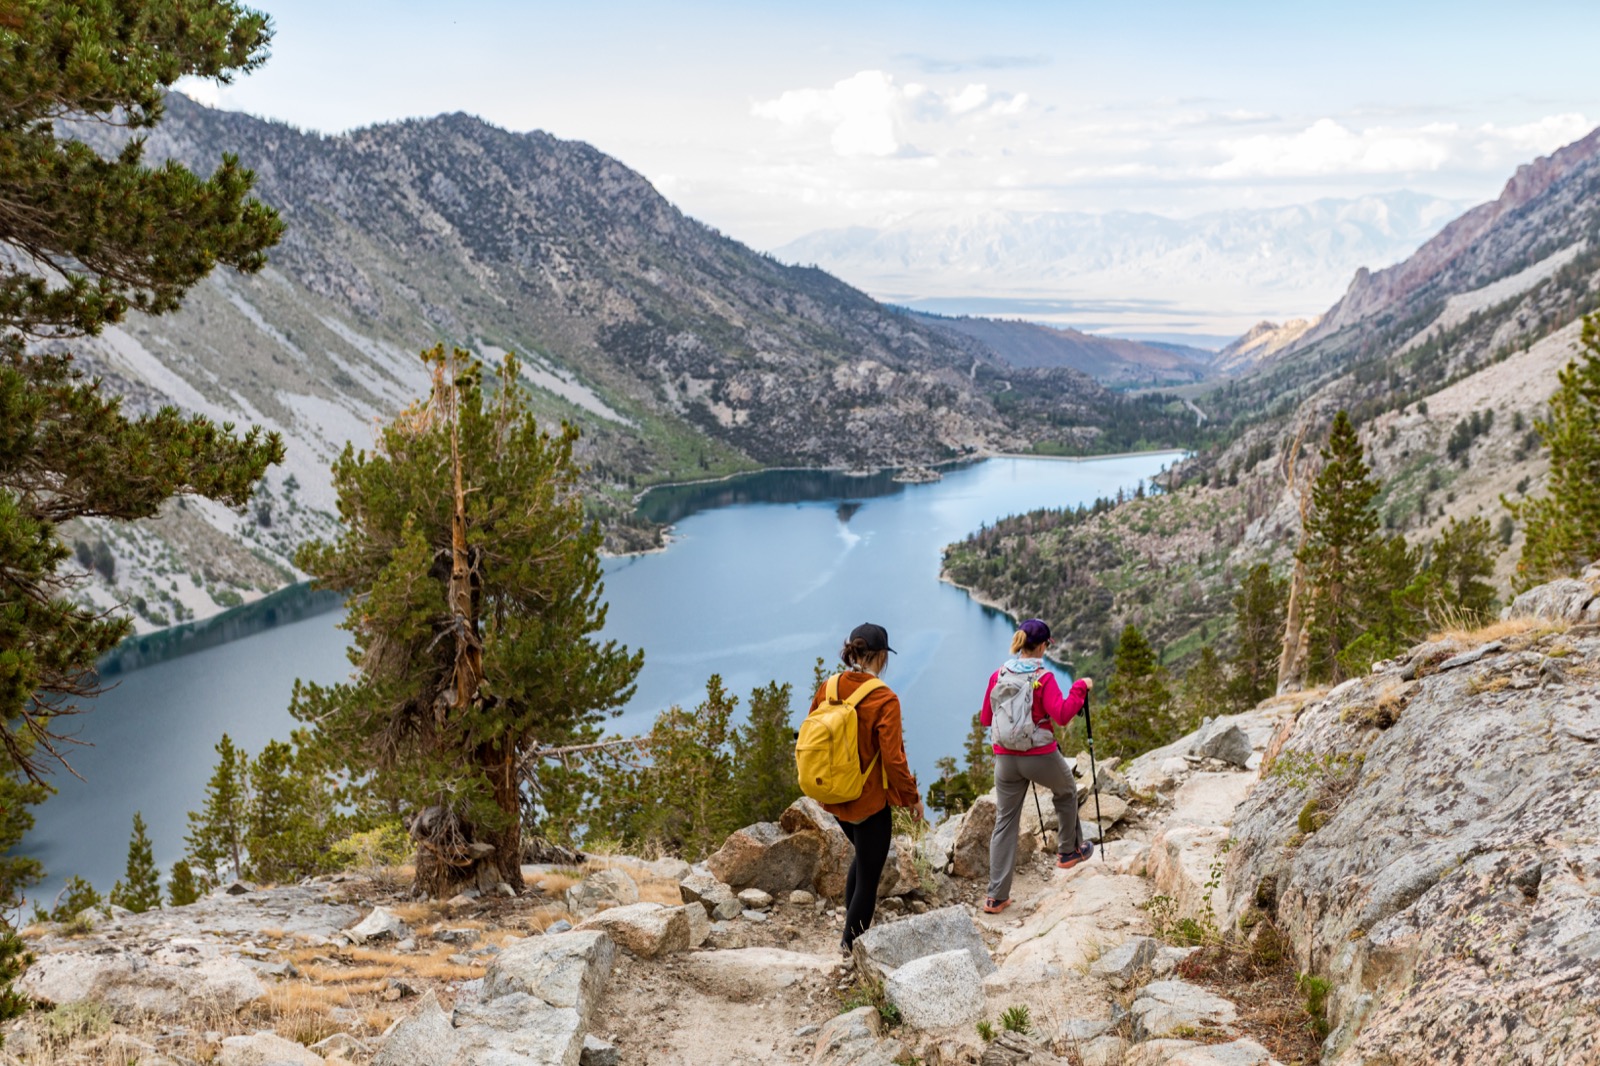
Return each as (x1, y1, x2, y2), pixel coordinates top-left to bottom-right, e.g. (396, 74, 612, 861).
(1083, 685, 1105, 861)
(1030, 783, 1046, 845)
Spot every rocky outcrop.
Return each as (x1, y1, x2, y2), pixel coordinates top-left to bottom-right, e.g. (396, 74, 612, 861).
(1226, 586, 1600, 1063)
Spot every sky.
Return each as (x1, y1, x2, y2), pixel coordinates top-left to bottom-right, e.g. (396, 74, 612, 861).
(182, 1, 1600, 339)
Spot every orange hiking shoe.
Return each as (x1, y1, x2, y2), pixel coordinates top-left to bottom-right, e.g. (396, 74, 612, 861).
(1057, 841, 1094, 869)
(982, 897, 1011, 914)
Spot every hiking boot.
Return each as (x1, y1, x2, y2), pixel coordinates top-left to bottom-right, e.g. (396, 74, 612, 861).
(982, 897, 1011, 914)
(1057, 841, 1094, 869)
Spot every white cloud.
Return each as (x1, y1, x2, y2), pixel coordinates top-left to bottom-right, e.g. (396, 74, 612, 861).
(751, 70, 1031, 158)
(1210, 114, 1591, 179)
(174, 76, 223, 108)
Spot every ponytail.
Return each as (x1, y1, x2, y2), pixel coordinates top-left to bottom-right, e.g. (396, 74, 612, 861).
(1011, 629, 1045, 657)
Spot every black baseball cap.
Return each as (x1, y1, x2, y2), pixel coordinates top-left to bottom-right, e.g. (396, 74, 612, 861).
(850, 622, 896, 653)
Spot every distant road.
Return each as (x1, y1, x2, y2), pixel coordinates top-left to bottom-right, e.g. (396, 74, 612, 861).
(1184, 399, 1208, 426)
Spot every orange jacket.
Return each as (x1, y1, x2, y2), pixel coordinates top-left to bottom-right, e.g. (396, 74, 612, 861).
(806, 671, 920, 823)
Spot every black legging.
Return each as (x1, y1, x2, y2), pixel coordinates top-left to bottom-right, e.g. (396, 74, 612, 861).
(839, 805, 893, 948)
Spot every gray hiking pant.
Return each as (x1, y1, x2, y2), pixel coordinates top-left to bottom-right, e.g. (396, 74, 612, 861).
(987, 750, 1082, 901)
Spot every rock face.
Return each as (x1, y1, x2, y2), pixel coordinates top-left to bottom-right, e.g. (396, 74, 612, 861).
(1226, 604, 1600, 1064)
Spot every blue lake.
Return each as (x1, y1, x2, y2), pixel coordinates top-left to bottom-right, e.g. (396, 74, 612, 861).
(24, 452, 1178, 902)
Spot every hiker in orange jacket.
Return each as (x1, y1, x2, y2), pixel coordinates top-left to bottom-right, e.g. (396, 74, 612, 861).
(806, 622, 922, 957)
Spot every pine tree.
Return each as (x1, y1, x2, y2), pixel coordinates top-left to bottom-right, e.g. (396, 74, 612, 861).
(185, 734, 250, 885)
(244, 737, 335, 884)
(1508, 314, 1600, 589)
(292, 348, 641, 896)
(0, 762, 47, 906)
(45, 876, 102, 922)
(1418, 516, 1500, 623)
(167, 860, 202, 907)
(1100, 624, 1176, 759)
(1226, 564, 1286, 711)
(1180, 646, 1229, 725)
(964, 712, 995, 788)
(108, 812, 161, 913)
(730, 681, 799, 827)
(1299, 412, 1384, 683)
(0, 2, 284, 786)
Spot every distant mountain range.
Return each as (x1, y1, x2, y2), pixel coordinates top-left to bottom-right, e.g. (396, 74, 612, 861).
(773, 193, 1466, 340)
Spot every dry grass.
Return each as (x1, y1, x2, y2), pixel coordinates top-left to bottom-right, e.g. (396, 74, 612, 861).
(1176, 939, 1326, 1065)
(533, 871, 580, 896)
(1425, 615, 1553, 645)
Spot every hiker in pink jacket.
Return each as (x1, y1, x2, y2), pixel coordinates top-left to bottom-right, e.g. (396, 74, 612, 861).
(978, 618, 1093, 914)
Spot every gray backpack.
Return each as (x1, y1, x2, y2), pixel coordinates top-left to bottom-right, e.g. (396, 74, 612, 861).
(989, 665, 1055, 751)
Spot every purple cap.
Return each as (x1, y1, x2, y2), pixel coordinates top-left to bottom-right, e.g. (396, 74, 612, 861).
(1020, 619, 1052, 646)
(850, 622, 896, 653)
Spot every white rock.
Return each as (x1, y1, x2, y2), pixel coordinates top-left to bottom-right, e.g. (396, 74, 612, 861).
(737, 887, 773, 910)
(572, 902, 690, 958)
(219, 1031, 321, 1066)
(373, 990, 456, 1066)
(346, 906, 410, 945)
(884, 949, 984, 1030)
(481, 930, 614, 1024)
(564, 868, 639, 916)
(853, 904, 995, 982)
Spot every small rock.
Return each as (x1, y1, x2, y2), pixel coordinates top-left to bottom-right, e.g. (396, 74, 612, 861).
(219, 1031, 320, 1066)
(788, 890, 816, 905)
(1193, 723, 1253, 768)
(311, 1033, 372, 1057)
(794, 1023, 820, 1037)
(566, 868, 640, 916)
(580, 1033, 621, 1066)
(222, 880, 256, 896)
(738, 888, 774, 910)
(445, 893, 478, 912)
(741, 909, 769, 923)
(544, 919, 573, 935)
(1089, 936, 1159, 990)
(1079, 1035, 1129, 1066)
(435, 927, 479, 945)
(494, 882, 516, 897)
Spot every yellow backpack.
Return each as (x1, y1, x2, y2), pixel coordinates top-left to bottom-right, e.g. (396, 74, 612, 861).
(795, 674, 887, 804)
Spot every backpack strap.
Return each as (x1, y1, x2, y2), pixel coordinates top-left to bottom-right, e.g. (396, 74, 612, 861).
(839, 676, 888, 787)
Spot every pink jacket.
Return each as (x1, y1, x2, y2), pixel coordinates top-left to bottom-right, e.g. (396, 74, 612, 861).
(979, 665, 1088, 756)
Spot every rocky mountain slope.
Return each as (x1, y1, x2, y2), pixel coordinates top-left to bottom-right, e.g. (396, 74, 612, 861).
(55, 93, 1146, 634)
(1212, 319, 1320, 376)
(906, 313, 1215, 388)
(774, 193, 1463, 340)
(941, 123, 1600, 669)
(17, 568, 1596, 1064)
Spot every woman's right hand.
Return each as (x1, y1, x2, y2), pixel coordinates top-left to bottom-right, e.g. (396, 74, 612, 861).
(1080, 676, 1094, 690)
